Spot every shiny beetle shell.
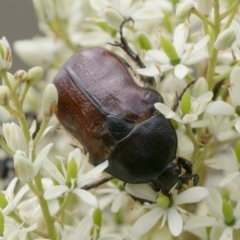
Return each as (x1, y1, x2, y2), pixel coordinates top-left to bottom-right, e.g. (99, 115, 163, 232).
(53, 47, 178, 183)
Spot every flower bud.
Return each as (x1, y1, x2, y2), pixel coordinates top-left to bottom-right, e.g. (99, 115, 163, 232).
(0, 37, 12, 70)
(42, 83, 58, 116)
(197, 0, 212, 16)
(104, 7, 124, 29)
(136, 32, 152, 51)
(0, 86, 10, 106)
(181, 90, 191, 116)
(192, 77, 208, 98)
(66, 158, 78, 188)
(222, 199, 235, 225)
(14, 69, 28, 83)
(156, 194, 172, 208)
(27, 66, 43, 84)
(214, 28, 236, 51)
(176, 2, 195, 19)
(160, 35, 180, 66)
(14, 150, 34, 182)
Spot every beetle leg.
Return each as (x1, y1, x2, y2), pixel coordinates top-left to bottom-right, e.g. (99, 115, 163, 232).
(177, 157, 199, 186)
(81, 176, 115, 190)
(109, 17, 155, 86)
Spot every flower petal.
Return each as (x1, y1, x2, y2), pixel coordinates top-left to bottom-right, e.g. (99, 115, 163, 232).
(42, 159, 66, 185)
(219, 227, 233, 240)
(173, 23, 188, 57)
(34, 143, 53, 174)
(125, 183, 157, 202)
(184, 216, 223, 230)
(44, 185, 69, 200)
(132, 207, 164, 237)
(174, 64, 188, 79)
(145, 50, 169, 64)
(137, 67, 160, 77)
(132, 7, 163, 20)
(73, 188, 98, 208)
(73, 215, 93, 240)
(219, 172, 240, 187)
(79, 160, 108, 186)
(182, 114, 198, 124)
(174, 187, 208, 205)
(168, 207, 183, 236)
(154, 103, 182, 122)
(205, 101, 235, 115)
(111, 192, 126, 213)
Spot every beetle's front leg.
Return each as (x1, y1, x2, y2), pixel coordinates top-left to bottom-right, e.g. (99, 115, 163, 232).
(109, 17, 155, 86)
(177, 157, 199, 186)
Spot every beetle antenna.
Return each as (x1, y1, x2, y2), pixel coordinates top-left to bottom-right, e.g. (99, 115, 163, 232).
(171, 80, 197, 112)
(108, 17, 155, 87)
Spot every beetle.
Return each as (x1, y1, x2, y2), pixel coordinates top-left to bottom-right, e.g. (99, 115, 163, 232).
(53, 19, 198, 194)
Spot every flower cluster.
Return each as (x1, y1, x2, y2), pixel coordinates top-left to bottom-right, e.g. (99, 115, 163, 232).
(0, 0, 240, 239)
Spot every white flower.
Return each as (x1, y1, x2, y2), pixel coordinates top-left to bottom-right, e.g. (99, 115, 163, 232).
(205, 148, 240, 187)
(126, 184, 208, 237)
(13, 37, 69, 68)
(137, 23, 210, 79)
(1, 178, 29, 216)
(184, 188, 240, 240)
(14, 143, 53, 182)
(59, 215, 93, 240)
(2, 122, 28, 153)
(0, 221, 37, 240)
(43, 148, 108, 208)
(154, 90, 213, 125)
(96, 181, 128, 213)
(90, 0, 163, 29)
(0, 37, 12, 70)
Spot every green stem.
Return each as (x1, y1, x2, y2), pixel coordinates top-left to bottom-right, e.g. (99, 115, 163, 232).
(19, 83, 31, 103)
(10, 212, 48, 238)
(220, 0, 240, 20)
(34, 174, 56, 240)
(0, 70, 11, 89)
(0, 136, 14, 155)
(28, 181, 42, 197)
(206, 0, 221, 90)
(202, 21, 211, 55)
(55, 192, 72, 217)
(185, 124, 199, 152)
(192, 8, 214, 29)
